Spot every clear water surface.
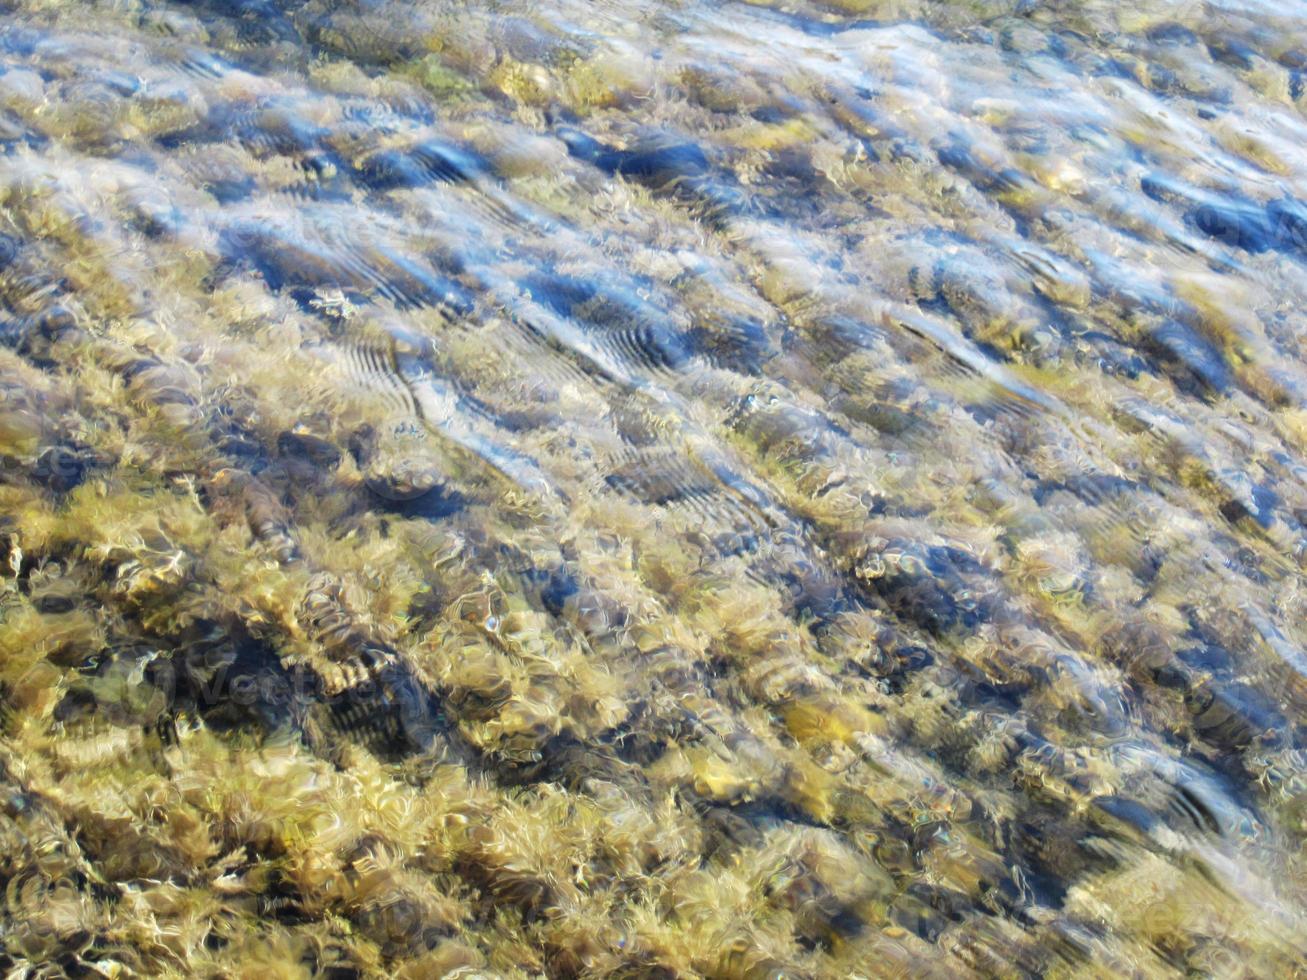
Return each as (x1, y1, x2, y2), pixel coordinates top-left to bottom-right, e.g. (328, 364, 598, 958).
(1, 0, 1306, 976)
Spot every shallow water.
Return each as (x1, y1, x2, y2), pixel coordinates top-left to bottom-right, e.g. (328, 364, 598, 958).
(1, 0, 1306, 975)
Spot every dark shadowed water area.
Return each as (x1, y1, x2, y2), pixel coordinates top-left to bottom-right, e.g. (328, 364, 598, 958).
(1, 0, 1306, 976)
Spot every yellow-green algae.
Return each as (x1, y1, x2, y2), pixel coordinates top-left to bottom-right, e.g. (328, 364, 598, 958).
(0, 0, 1306, 977)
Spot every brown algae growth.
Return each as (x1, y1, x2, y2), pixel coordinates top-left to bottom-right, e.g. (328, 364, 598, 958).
(2, 0, 1307, 976)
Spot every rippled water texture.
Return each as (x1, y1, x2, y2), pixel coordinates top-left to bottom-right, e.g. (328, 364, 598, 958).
(2, 0, 1307, 975)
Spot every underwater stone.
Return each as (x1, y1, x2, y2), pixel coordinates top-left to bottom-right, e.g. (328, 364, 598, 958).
(1190, 201, 1273, 252)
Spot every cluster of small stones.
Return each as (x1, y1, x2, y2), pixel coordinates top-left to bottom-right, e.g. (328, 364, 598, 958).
(0, 0, 1306, 976)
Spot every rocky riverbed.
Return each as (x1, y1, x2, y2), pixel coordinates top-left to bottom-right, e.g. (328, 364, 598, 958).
(1, 0, 1306, 976)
